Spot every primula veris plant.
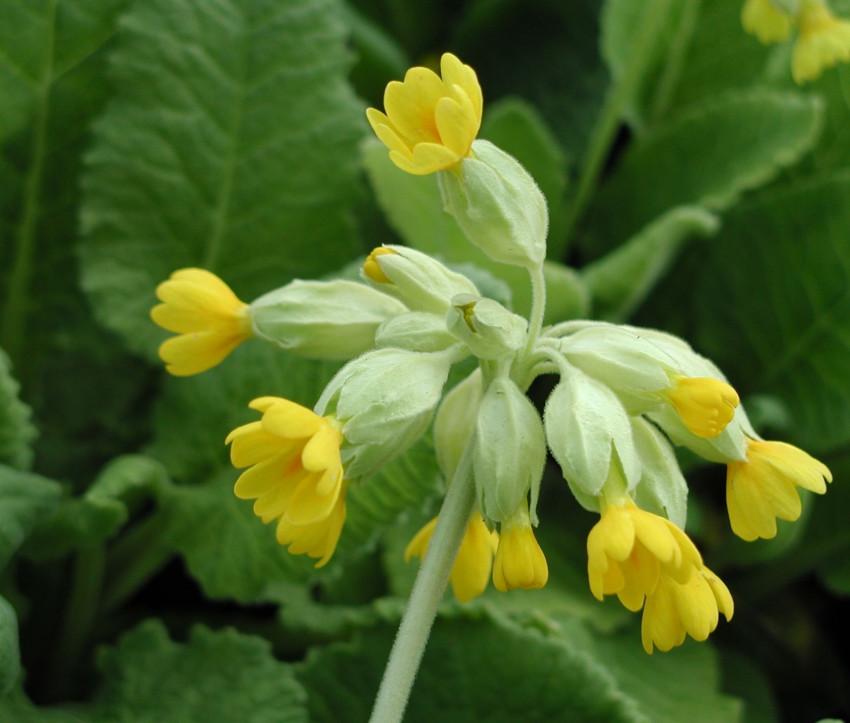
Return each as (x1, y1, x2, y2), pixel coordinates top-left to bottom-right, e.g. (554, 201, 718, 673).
(742, 0, 850, 82)
(148, 52, 832, 721)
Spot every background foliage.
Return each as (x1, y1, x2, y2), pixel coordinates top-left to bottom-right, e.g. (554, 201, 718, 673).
(1, 0, 849, 720)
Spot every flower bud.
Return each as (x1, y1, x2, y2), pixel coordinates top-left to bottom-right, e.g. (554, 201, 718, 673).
(544, 366, 641, 498)
(361, 245, 479, 314)
(315, 347, 453, 479)
(375, 311, 458, 353)
(472, 376, 546, 523)
(434, 369, 483, 479)
(446, 294, 527, 359)
(438, 140, 547, 269)
(250, 279, 406, 360)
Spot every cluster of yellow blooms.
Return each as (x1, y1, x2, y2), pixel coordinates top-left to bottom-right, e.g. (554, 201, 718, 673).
(150, 53, 832, 655)
(742, 0, 850, 82)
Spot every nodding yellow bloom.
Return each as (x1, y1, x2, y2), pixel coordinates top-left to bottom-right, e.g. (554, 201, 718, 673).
(741, 0, 793, 43)
(726, 438, 831, 541)
(667, 376, 740, 439)
(151, 268, 252, 376)
(492, 508, 548, 592)
(227, 396, 346, 567)
(641, 566, 734, 654)
(366, 53, 483, 175)
(405, 513, 499, 602)
(586, 499, 703, 612)
(792, 0, 850, 83)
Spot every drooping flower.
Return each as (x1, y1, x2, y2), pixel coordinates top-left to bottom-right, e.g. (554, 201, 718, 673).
(491, 505, 548, 592)
(792, 0, 850, 82)
(665, 376, 740, 439)
(366, 53, 483, 175)
(227, 396, 346, 567)
(151, 268, 252, 376)
(741, 0, 793, 43)
(405, 513, 499, 602)
(726, 438, 831, 541)
(641, 566, 734, 654)
(586, 499, 703, 611)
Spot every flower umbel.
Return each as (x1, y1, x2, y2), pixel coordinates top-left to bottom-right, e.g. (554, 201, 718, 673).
(227, 396, 346, 567)
(792, 0, 850, 82)
(366, 53, 483, 175)
(726, 438, 832, 541)
(405, 513, 498, 602)
(151, 268, 252, 376)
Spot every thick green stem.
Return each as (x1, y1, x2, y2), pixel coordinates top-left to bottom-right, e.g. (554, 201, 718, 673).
(101, 510, 177, 612)
(45, 545, 105, 701)
(369, 449, 476, 723)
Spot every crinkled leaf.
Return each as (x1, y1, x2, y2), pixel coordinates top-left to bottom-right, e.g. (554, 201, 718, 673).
(296, 609, 639, 722)
(79, 0, 366, 359)
(23, 455, 171, 559)
(582, 205, 719, 321)
(582, 90, 823, 256)
(0, 349, 36, 470)
(89, 620, 308, 723)
(689, 172, 850, 452)
(0, 465, 62, 570)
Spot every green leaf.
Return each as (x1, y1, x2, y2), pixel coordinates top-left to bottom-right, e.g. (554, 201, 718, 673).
(583, 206, 719, 320)
(689, 172, 850, 452)
(79, 0, 366, 359)
(0, 349, 36, 470)
(0, 465, 62, 570)
(23, 455, 171, 559)
(296, 609, 640, 722)
(809, 64, 850, 171)
(0, 595, 20, 695)
(89, 620, 308, 722)
(480, 97, 570, 256)
(582, 90, 823, 256)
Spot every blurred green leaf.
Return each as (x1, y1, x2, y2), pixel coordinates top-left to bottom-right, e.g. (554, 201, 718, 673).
(688, 172, 850, 452)
(0, 595, 20, 695)
(79, 0, 366, 359)
(582, 89, 823, 256)
(583, 205, 719, 320)
(88, 620, 308, 722)
(0, 349, 36, 470)
(296, 609, 641, 722)
(0, 465, 61, 570)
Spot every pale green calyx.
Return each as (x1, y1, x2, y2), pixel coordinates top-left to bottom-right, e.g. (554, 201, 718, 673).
(630, 417, 688, 529)
(437, 139, 548, 269)
(434, 369, 483, 479)
(446, 294, 528, 359)
(543, 365, 641, 498)
(315, 347, 453, 479)
(362, 245, 479, 314)
(250, 279, 407, 360)
(375, 311, 458, 353)
(472, 375, 546, 524)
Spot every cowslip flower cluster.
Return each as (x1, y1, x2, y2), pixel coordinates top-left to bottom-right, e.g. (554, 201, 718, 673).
(150, 53, 831, 655)
(742, 0, 850, 82)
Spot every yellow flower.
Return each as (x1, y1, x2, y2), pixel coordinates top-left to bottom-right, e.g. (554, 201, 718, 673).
(641, 566, 734, 654)
(726, 438, 831, 541)
(792, 0, 850, 83)
(586, 500, 703, 611)
(151, 268, 252, 376)
(741, 0, 793, 43)
(227, 396, 346, 567)
(492, 508, 548, 592)
(667, 376, 740, 439)
(366, 53, 483, 175)
(405, 513, 499, 602)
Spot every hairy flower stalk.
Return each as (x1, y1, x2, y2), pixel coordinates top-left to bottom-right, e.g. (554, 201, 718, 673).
(149, 50, 833, 723)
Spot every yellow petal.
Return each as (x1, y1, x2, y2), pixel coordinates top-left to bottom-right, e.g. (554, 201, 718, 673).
(434, 91, 477, 158)
(226, 421, 285, 468)
(440, 53, 483, 122)
(383, 69, 445, 145)
(405, 517, 438, 562)
(260, 399, 323, 439)
(389, 143, 459, 175)
(158, 331, 242, 376)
